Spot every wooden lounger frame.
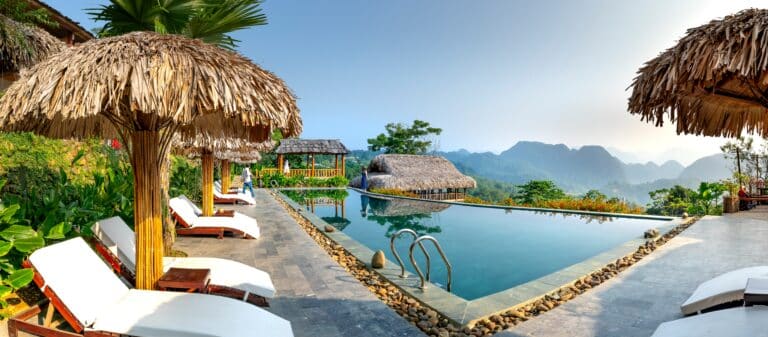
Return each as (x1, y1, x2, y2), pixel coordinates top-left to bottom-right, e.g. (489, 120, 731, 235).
(8, 261, 116, 337)
(169, 207, 254, 240)
(89, 237, 268, 307)
(213, 192, 254, 205)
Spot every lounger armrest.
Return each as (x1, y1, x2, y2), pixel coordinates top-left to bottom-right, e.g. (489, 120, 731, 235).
(8, 300, 81, 337)
(213, 210, 235, 217)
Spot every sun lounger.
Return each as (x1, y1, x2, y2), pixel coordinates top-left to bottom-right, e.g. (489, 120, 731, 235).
(169, 196, 259, 239)
(681, 266, 768, 315)
(213, 181, 255, 205)
(8, 237, 292, 337)
(651, 306, 768, 337)
(92, 216, 275, 305)
(215, 180, 241, 193)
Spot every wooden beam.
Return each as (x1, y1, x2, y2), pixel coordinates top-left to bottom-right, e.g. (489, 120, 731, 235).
(311, 155, 316, 177)
(221, 159, 231, 192)
(277, 154, 284, 174)
(131, 130, 165, 290)
(341, 155, 346, 177)
(201, 149, 214, 217)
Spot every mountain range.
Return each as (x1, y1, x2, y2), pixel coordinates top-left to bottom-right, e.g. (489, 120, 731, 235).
(438, 141, 731, 204)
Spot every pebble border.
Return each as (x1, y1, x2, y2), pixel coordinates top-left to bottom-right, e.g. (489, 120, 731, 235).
(271, 190, 698, 337)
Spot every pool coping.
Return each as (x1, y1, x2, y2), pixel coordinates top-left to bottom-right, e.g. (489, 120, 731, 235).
(276, 188, 683, 327)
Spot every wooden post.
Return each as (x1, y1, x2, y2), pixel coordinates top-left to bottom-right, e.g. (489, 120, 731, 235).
(335, 155, 339, 176)
(277, 154, 284, 175)
(130, 131, 164, 290)
(341, 199, 346, 218)
(221, 159, 231, 192)
(201, 149, 214, 216)
(311, 155, 316, 177)
(341, 155, 346, 177)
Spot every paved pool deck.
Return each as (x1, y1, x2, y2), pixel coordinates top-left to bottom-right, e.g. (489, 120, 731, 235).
(500, 207, 768, 337)
(173, 189, 424, 337)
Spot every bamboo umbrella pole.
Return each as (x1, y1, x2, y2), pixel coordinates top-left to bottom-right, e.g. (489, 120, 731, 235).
(130, 131, 165, 290)
(221, 159, 231, 192)
(202, 149, 215, 216)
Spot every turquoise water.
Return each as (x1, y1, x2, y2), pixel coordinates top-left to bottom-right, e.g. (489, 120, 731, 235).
(283, 189, 667, 300)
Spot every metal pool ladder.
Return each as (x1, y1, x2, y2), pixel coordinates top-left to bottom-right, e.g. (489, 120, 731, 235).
(390, 229, 453, 291)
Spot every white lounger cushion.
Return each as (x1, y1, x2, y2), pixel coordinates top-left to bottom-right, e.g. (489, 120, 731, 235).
(213, 189, 255, 204)
(681, 266, 768, 315)
(652, 306, 768, 337)
(30, 237, 129, 327)
(91, 289, 290, 337)
(30, 238, 292, 337)
(169, 197, 260, 238)
(94, 216, 275, 298)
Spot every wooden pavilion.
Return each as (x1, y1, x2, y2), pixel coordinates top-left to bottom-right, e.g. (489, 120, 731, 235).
(268, 139, 349, 178)
(350, 154, 476, 201)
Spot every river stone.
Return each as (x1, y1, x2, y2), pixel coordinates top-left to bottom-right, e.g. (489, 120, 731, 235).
(372, 250, 386, 268)
(324, 225, 335, 232)
(644, 228, 660, 238)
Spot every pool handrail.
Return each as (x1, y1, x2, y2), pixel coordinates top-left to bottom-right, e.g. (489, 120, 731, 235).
(409, 235, 452, 291)
(390, 229, 431, 280)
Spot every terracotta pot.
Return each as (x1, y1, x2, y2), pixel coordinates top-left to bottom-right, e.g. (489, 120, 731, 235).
(723, 196, 738, 213)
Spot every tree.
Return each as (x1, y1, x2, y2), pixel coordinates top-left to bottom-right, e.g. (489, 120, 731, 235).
(514, 180, 566, 205)
(367, 120, 442, 154)
(88, 0, 267, 49)
(582, 189, 607, 201)
(646, 185, 694, 216)
(721, 137, 753, 187)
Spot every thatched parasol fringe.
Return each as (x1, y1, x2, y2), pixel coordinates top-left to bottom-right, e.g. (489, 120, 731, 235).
(0, 31, 301, 140)
(628, 9, 768, 138)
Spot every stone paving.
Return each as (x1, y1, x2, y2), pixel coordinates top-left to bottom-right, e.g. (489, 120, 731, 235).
(500, 208, 768, 337)
(174, 189, 425, 337)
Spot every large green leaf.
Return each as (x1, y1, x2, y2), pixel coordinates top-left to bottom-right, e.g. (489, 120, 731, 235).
(0, 258, 16, 274)
(44, 222, 68, 240)
(0, 242, 12, 257)
(4, 269, 33, 289)
(13, 236, 44, 253)
(0, 225, 36, 241)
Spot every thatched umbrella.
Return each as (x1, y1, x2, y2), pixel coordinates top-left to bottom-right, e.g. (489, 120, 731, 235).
(178, 136, 271, 215)
(0, 14, 65, 73)
(0, 32, 301, 289)
(628, 9, 768, 138)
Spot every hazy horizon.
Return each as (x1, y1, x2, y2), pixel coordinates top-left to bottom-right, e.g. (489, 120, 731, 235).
(47, 0, 768, 165)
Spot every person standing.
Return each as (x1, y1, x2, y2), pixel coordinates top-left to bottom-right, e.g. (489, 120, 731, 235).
(242, 166, 255, 197)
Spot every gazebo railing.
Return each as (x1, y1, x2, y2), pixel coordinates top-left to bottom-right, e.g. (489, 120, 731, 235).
(259, 168, 342, 178)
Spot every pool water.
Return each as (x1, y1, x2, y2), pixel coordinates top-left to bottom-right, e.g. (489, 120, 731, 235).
(283, 189, 667, 300)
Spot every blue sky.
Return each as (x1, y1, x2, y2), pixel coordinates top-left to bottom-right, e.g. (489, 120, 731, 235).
(46, 0, 768, 164)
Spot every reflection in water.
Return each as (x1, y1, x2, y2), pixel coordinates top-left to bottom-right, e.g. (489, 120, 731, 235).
(286, 190, 446, 237)
(530, 210, 616, 224)
(365, 197, 446, 237)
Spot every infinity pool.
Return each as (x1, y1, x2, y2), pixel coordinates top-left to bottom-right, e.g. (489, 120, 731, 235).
(283, 189, 668, 300)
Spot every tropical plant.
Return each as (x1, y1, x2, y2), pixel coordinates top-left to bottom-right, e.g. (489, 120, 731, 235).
(367, 120, 442, 155)
(169, 155, 202, 202)
(721, 137, 753, 186)
(0, 0, 58, 27)
(88, 0, 267, 49)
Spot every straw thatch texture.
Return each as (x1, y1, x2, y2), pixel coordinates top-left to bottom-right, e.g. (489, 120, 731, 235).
(628, 9, 768, 138)
(0, 14, 65, 72)
(350, 154, 476, 191)
(176, 134, 274, 157)
(275, 139, 349, 154)
(0, 31, 301, 141)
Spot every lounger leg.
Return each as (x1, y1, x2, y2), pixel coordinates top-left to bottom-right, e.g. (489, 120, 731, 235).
(8, 302, 82, 337)
(43, 302, 55, 327)
(217, 229, 224, 239)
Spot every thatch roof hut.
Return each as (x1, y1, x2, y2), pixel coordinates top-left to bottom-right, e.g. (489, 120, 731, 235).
(275, 139, 349, 154)
(351, 154, 476, 200)
(0, 14, 65, 73)
(628, 9, 768, 138)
